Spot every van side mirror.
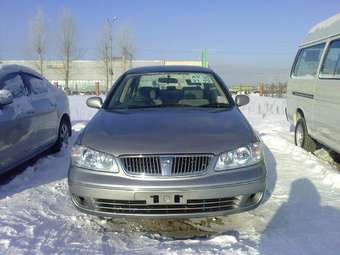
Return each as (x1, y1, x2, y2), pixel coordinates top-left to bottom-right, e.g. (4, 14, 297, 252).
(86, 97, 103, 109)
(235, 95, 249, 107)
(0, 89, 14, 107)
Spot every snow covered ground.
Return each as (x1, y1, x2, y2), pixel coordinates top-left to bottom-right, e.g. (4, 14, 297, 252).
(1, 95, 340, 255)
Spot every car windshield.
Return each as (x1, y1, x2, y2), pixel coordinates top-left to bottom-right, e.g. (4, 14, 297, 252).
(105, 72, 231, 109)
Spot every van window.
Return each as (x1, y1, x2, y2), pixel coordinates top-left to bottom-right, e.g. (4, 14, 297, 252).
(292, 44, 325, 77)
(320, 40, 340, 78)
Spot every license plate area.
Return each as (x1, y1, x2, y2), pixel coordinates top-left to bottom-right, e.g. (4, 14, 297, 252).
(135, 192, 187, 205)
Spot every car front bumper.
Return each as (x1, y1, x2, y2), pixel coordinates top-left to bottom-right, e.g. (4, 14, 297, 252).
(68, 162, 266, 219)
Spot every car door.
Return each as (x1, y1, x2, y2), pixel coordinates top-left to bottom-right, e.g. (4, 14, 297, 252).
(0, 73, 34, 172)
(316, 38, 340, 152)
(22, 73, 59, 148)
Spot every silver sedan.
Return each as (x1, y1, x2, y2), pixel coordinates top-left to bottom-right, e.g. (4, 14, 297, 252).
(68, 65, 266, 219)
(0, 65, 71, 174)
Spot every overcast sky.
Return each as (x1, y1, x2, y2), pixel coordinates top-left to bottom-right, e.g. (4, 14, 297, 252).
(0, 0, 339, 84)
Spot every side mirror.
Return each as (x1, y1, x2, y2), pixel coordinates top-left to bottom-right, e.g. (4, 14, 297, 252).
(235, 95, 249, 107)
(0, 89, 14, 107)
(86, 97, 103, 109)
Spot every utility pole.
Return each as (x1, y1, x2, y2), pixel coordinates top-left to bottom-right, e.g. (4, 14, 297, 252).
(201, 48, 209, 68)
(107, 17, 118, 88)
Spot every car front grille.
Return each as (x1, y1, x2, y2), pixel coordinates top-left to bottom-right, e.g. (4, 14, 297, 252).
(120, 154, 213, 176)
(93, 197, 240, 215)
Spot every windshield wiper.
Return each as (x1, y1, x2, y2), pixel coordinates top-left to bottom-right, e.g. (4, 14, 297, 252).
(198, 103, 230, 108)
(109, 104, 194, 110)
(155, 103, 193, 108)
(109, 103, 230, 110)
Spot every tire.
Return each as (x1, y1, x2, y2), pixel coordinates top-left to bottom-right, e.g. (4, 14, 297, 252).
(51, 117, 71, 153)
(294, 117, 317, 152)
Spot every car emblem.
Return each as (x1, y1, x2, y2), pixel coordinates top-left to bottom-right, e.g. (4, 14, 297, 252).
(160, 157, 173, 176)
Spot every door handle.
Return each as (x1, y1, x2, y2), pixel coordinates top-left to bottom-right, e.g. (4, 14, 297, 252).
(26, 110, 35, 115)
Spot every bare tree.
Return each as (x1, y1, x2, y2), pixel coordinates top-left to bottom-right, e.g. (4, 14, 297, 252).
(29, 8, 46, 75)
(116, 24, 136, 71)
(58, 9, 77, 91)
(99, 20, 113, 93)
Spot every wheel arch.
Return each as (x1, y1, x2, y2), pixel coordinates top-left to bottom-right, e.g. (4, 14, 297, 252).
(294, 108, 305, 126)
(294, 108, 314, 142)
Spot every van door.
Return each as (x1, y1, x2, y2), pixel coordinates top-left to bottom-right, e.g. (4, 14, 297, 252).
(289, 43, 325, 137)
(316, 39, 340, 153)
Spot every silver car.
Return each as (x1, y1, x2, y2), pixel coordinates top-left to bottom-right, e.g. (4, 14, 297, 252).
(0, 65, 71, 174)
(68, 66, 266, 219)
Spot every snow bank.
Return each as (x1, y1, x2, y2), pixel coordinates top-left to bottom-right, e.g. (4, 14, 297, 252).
(69, 95, 102, 123)
(241, 94, 287, 118)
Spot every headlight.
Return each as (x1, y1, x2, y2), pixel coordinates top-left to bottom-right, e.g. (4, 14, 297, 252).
(215, 142, 263, 171)
(72, 145, 119, 173)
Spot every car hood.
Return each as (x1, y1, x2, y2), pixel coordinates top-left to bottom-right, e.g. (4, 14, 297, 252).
(80, 107, 256, 156)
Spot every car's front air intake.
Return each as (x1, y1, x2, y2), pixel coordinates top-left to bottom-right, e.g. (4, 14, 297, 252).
(92, 197, 240, 215)
(120, 154, 213, 176)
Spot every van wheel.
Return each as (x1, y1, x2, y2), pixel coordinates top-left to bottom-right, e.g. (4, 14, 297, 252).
(52, 117, 71, 153)
(294, 118, 317, 152)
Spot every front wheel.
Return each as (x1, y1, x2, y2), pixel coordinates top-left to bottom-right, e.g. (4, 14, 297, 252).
(294, 118, 317, 152)
(52, 117, 71, 152)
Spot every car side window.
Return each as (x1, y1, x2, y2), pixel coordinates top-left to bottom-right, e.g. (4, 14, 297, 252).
(23, 74, 48, 95)
(320, 40, 340, 78)
(292, 43, 325, 78)
(0, 73, 28, 98)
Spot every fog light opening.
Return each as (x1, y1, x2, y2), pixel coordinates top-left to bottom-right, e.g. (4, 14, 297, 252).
(73, 195, 90, 208)
(246, 192, 263, 205)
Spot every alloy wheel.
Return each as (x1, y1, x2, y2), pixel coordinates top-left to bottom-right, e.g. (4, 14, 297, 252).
(60, 122, 70, 145)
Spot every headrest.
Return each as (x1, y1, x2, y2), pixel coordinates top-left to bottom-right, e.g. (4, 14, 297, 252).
(183, 87, 204, 99)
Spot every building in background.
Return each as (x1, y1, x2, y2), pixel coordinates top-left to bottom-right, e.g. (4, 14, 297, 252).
(229, 85, 256, 94)
(0, 59, 201, 93)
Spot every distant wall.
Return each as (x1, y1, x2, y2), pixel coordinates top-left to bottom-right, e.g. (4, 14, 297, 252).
(1, 59, 201, 93)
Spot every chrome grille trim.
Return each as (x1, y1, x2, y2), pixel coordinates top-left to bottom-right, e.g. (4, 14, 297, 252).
(122, 156, 161, 175)
(171, 155, 211, 176)
(120, 154, 213, 176)
(93, 197, 240, 214)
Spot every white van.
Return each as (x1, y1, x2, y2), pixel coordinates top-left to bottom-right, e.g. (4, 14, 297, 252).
(287, 13, 340, 153)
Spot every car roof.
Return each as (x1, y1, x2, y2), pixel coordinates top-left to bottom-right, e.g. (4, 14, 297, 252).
(125, 65, 214, 74)
(0, 64, 42, 80)
(301, 13, 340, 46)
